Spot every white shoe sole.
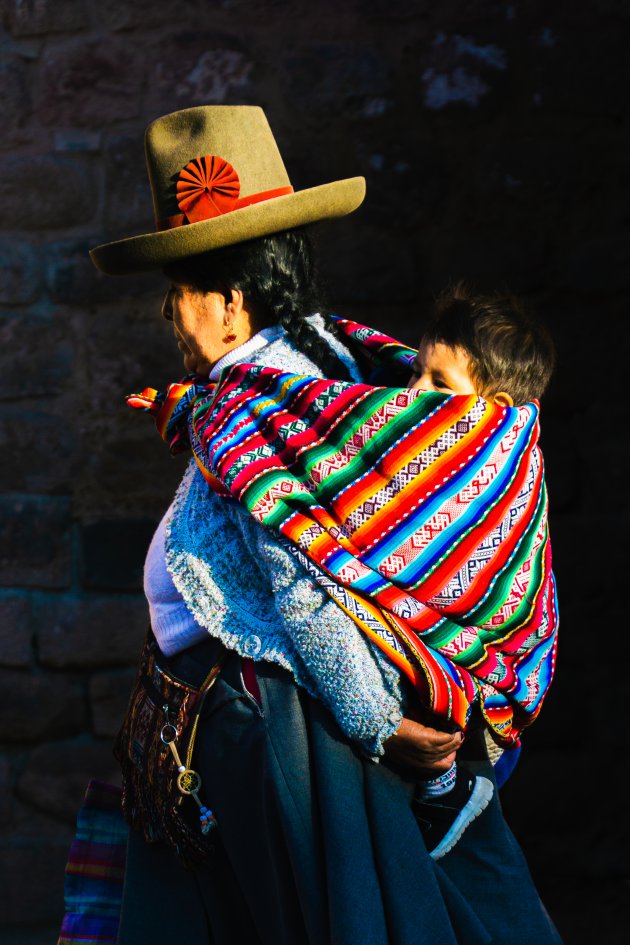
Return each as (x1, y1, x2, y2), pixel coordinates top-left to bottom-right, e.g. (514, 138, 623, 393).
(430, 776, 494, 860)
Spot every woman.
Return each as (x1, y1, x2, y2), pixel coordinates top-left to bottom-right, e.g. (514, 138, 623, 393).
(79, 105, 562, 945)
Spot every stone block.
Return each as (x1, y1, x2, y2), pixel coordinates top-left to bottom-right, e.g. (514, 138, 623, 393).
(103, 135, 156, 234)
(316, 221, 418, 302)
(46, 237, 157, 305)
(350, 142, 449, 230)
(39, 39, 143, 127)
(0, 313, 73, 398)
(0, 594, 32, 667)
(0, 668, 85, 741)
(0, 495, 72, 589)
(98, 0, 190, 30)
(36, 593, 148, 668)
(0, 756, 12, 826)
(81, 519, 157, 591)
(0, 404, 81, 494)
(0, 843, 69, 925)
(74, 433, 187, 522)
(283, 43, 391, 123)
(3, 0, 88, 36)
(89, 668, 137, 737)
(0, 240, 41, 305)
(54, 129, 102, 152)
(147, 30, 256, 114)
(16, 738, 121, 822)
(5, 796, 75, 842)
(0, 58, 33, 150)
(0, 155, 97, 229)
(80, 294, 180, 393)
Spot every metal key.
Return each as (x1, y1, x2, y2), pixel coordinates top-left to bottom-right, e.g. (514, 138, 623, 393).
(160, 719, 217, 833)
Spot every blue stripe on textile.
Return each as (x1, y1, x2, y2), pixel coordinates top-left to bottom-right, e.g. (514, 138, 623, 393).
(361, 408, 536, 582)
(210, 374, 313, 467)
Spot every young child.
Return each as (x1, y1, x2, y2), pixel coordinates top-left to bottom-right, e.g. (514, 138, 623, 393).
(406, 282, 556, 859)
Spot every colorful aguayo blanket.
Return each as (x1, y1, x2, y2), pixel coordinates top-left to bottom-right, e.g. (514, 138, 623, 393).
(129, 318, 558, 745)
(58, 780, 127, 945)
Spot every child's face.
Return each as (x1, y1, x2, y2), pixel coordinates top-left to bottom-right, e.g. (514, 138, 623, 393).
(408, 343, 478, 395)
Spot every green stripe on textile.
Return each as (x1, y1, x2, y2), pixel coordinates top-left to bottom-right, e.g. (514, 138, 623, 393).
(307, 392, 447, 503)
(466, 492, 547, 628)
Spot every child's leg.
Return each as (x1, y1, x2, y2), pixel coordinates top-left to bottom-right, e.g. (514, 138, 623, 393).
(416, 762, 458, 800)
(413, 762, 494, 859)
(409, 711, 494, 860)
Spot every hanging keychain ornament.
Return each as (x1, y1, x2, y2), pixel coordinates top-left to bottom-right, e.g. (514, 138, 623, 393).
(161, 711, 218, 835)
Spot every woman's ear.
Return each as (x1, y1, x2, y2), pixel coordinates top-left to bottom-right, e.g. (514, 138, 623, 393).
(492, 391, 514, 407)
(228, 288, 245, 315)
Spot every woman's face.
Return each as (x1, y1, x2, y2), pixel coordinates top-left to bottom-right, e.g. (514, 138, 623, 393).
(162, 283, 239, 375)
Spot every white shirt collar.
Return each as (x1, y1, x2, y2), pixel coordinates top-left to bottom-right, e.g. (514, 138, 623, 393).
(208, 325, 285, 381)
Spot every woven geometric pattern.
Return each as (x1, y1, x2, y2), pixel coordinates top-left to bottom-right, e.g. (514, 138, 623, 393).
(129, 318, 558, 745)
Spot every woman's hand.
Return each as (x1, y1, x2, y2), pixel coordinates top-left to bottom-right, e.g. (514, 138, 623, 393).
(383, 715, 463, 778)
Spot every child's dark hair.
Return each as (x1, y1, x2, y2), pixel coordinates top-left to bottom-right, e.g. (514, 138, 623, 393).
(421, 282, 556, 404)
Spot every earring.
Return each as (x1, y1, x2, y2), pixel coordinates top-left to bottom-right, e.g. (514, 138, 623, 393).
(223, 324, 236, 343)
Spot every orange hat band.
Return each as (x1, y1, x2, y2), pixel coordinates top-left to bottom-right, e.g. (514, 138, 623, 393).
(156, 153, 294, 232)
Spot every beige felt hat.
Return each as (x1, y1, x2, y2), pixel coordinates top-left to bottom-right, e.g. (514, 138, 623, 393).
(90, 105, 366, 275)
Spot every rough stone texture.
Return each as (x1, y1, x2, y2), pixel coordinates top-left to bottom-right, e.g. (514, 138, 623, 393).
(0, 4, 628, 940)
(98, 0, 191, 32)
(3, 0, 89, 37)
(146, 30, 257, 116)
(0, 239, 41, 305)
(80, 519, 158, 590)
(103, 135, 155, 235)
(0, 155, 97, 229)
(39, 38, 143, 127)
(0, 844, 69, 926)
(89, 668, 136, 737)
(45, 237, 158, 304)
(0, 495, 72, 588)
(0, 594, 33, 667)
(16, 738, 121, 821)
(0, 401, 81, 494)
(0, 56, 33, 150)
(283, 43, 392, 125)
(0, 756, 13, 825)
(0, 668, 85, 741)
(0, 313, 73, 399)
(36, 594, 148, 668)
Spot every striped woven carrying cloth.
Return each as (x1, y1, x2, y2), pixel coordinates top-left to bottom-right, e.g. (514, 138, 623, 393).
(57, 780, 127, 945)
(129, 318, 558, 746)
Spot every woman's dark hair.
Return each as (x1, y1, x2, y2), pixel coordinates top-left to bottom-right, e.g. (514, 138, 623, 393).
(163, 228, 353, 380)
(421, 282, 556, 404)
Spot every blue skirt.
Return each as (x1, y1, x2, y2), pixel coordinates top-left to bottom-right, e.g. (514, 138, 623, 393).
(108, 637, 562, 945)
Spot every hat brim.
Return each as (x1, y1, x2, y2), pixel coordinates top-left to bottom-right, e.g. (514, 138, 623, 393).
(90, 177, 366, 275)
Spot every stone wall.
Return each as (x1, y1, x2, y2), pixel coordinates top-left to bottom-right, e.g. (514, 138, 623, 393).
(1, 2, 629, 942)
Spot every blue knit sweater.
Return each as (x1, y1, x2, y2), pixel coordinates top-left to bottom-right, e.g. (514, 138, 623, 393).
(161, 316, 405, 758)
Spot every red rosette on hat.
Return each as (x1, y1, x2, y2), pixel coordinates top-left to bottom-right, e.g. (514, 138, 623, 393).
(176, 155, 240, 223)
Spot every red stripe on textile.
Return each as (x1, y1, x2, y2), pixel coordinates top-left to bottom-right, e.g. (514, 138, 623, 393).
(418, 439, 542, 605)
(341, 399, 497, 550)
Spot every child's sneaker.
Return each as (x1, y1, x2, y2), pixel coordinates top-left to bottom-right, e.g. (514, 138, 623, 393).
(412, 766, 494, 860)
